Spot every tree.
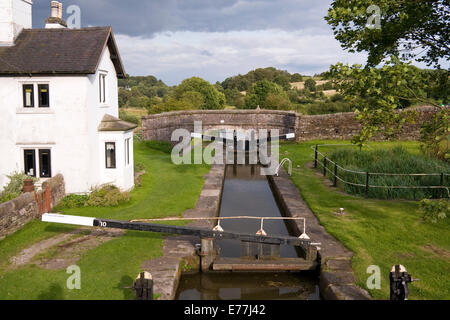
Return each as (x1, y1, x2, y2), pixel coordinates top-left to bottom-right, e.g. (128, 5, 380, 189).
(325, 0, 450, 68)
(290, 73, 303, 82)
(173, 77, 225, 110)
(304, 79, 316, 92)
(328, 57, 430, 147)
(244, 80, 291, 110)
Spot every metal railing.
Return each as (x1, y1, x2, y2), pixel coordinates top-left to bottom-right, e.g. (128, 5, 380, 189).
(276, 158, 292, 176)
(312, 144, 450, 199)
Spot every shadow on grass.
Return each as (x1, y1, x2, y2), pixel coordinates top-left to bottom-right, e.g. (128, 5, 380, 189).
(116, 275, 135, 300)
(37, 283, 64, 300)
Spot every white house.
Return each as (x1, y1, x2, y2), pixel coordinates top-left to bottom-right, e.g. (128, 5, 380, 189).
(0, 0, 136, 194)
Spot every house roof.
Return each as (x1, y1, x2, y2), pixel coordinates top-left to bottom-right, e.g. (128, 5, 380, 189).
(0, 27, 125, 78)
(98, 114, 137, 132)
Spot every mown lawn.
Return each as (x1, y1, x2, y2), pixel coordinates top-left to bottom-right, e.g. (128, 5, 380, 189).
(0, 141, 209, 300)
(280, 140, 450, 300)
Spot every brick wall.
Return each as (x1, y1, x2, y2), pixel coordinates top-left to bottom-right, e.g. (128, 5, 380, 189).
(0, 174, 65, 240)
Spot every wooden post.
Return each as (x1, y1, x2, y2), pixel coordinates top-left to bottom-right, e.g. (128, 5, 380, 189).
(133, 271, 153, 300)
(365, 172, 370, 197)
(333, 162, 338, 187)
(440, 173, 444, 198)
(323, 156, 327, 176)
(314, 145, 318, 168)
(200, 238, 216, 272)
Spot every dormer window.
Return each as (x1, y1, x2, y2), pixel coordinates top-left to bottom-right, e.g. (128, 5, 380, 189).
(99, 73, 107, 104)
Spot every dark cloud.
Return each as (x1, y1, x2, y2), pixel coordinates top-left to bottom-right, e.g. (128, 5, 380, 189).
(32, 0, 332, 36)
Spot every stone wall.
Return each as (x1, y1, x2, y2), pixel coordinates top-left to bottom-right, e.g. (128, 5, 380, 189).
(0, 174, 65, 240)
(142, 106, 440, 142)
(142, 109, 297, 142)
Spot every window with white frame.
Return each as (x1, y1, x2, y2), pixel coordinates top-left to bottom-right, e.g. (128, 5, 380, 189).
(23, 148, 52, 178)
(105, 142, 116, 168)
(22, 83, 50, 108)
(99, 73, 107, 103)
(125, 138, 130, 166)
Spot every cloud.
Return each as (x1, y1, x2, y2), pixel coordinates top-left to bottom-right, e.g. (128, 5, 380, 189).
(115, 29, 368, 85)
(33, 0, 333, 36)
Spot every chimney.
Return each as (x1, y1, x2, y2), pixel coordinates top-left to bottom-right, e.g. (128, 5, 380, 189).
(0, 0, 33, 46)
(45, 1, 67, 28)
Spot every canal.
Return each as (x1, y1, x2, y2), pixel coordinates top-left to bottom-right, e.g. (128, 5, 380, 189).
(176, 164, 320, 300)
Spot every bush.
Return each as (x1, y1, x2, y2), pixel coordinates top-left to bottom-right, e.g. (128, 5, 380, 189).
(420, 199, 449, 223)
(119, 110, 140, 125)
(86, 185, 130, 207)
(56, 194, 89, 209)
(325, 146, 450, 199)
(0, 172, 38, 203)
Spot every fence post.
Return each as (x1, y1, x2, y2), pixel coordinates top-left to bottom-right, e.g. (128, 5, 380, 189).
(334, 162, 338, 187)
(365, 172, 370, 197)
(323, 156, 327, 177)
(314, 145, 318, 168)
(440, 173, 444, 198)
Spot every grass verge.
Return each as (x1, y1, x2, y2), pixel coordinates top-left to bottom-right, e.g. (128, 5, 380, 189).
(0, 141, 209, 299)
(280, 140, 450, 300)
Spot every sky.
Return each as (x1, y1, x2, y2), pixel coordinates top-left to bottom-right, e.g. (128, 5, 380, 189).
(30, 0, 404, 85)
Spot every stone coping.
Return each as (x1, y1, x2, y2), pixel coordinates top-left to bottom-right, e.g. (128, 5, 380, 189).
(143, 109, 299, 120)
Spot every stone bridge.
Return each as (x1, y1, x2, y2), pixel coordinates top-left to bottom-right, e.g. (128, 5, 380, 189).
(141, 106, 439, 143)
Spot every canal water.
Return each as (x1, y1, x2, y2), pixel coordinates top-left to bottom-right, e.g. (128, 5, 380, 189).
(176, 164, 320, 300)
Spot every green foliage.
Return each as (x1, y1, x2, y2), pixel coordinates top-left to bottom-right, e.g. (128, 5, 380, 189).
(420, 199, 449, 224)
(420, 107, 450, 162)
(224, 88, 245, 108)
(173, 77, 225, 110)
(304, 79, 316, 92)
(56, 194, 89, 209)
(86, 185, 131, 207)
(118, 110, 140, 125)
(222, 67, 302, 92)
(296, 100, 354, 115)
(325, 0, 449, 68)
(326, 146, 450, 199)
(290, 73, 303, 82)
(244, 79, 291, 110)
(119, 75, 169, 109)
(0, 172, 38, 203)
(328, 58, 431, 147)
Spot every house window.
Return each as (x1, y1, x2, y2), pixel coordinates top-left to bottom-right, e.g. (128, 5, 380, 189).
(105, 142, 116, 168)
(125, 138, 130, 166)
(24, 150, 36, 177)
(23, 84, 34, 108)
(39, 149, 52, 178)
(38, 84, 50, 108)
(99, 73, 107, 103)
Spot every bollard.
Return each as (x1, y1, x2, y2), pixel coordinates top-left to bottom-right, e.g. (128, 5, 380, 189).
(389, 265, 418, 300)
(133, 271, 153, 300)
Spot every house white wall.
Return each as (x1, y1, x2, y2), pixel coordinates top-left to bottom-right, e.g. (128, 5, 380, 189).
(0, 0, 32, 46)
(0, 46, 134, 194)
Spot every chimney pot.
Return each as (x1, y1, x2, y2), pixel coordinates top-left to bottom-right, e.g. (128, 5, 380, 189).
(51, 1, 59, 18)
(58, 2, 63, 19)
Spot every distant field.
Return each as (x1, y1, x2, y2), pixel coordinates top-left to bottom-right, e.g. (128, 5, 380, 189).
(290, 80, 329, 90)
